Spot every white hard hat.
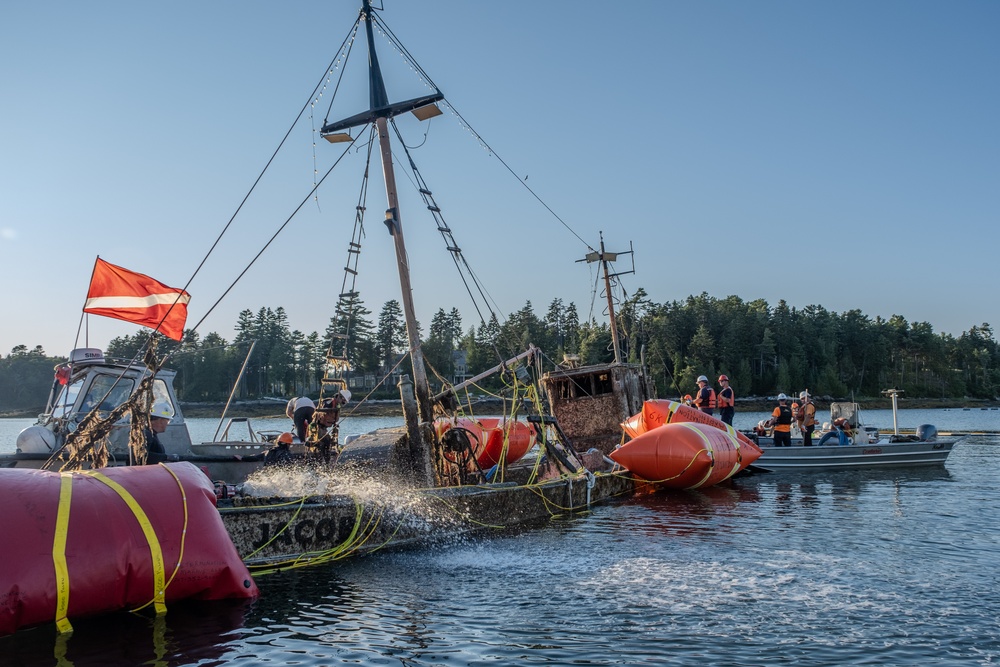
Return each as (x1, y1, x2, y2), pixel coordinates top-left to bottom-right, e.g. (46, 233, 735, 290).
(799, 391, 809, 399)
(777, 393, 788, 401)
(150, 402, 174, 419)
(697, 375, 709, 383)
(339, 388, 352, 403)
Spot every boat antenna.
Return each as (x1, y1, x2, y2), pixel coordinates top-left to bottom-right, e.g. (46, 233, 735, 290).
(576, 232, 634, 364)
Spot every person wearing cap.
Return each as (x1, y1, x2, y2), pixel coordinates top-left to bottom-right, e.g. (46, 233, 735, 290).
(716, 375, 735, 425)
(797, 390, 817, 446)
(308, 388, 352, 463)
(144, 401, 173, 456)
(691, 375, 716, 415)
(769, 393, 794, 447)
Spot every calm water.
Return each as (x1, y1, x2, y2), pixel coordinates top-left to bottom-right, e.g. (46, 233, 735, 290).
(2, 410, 999, 666)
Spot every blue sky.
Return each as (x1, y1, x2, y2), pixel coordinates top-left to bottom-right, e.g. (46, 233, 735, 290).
(2, 1, 997, 358)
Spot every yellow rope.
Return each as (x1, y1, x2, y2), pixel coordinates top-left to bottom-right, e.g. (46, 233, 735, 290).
(84, 470, 168, 617)
(130, 464, 190, 614)
(239, 496, 310, 562)
(52, 474, 74, 634)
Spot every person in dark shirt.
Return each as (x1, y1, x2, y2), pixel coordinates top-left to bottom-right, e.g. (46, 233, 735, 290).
(769, 394, 793, 447)
(717, 375, 735, 425)
(691, 376, 716, 415)
(144, 402, 173, 456)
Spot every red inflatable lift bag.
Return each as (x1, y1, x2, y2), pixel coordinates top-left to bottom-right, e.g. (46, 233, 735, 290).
(0, 462, 258, 635)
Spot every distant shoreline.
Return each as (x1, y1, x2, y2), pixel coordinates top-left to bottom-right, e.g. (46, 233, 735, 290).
(5, 395, 998, 420)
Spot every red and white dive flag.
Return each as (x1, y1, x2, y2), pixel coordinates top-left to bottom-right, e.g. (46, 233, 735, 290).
(83, 258, 190, 341)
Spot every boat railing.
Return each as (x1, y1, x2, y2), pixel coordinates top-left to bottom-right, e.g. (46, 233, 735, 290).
(215, 417, 268, 443)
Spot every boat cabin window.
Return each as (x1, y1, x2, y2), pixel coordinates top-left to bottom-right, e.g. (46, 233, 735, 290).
(51, 378, 84, 418)
(81, 374, 136, 416)
(593, 372, 613, 396)
(152, 378, 173, 416)
(49, 373, 172, 420)
(554, 372, 614, 399)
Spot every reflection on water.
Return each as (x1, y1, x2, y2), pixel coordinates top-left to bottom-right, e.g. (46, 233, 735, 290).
(1, 599, 252, 667)
(1, 435, 998, 665)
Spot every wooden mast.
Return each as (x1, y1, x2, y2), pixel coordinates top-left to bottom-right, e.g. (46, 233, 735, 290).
(322, 0, 445, 483)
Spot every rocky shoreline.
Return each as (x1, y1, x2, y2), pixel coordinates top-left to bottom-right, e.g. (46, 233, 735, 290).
(176, 395, 1000, 418)
(3, 395, 996, 421)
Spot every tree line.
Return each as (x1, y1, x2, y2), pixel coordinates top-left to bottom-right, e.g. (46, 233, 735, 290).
(1, 292, 997, 412)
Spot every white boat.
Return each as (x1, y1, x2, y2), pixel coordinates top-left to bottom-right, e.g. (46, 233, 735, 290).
(747, 391, 962, 472)
(0, 347, 284, 483)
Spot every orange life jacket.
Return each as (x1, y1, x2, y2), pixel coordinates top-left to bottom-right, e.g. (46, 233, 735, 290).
(718, 386, 735, 408)
(694, 387, 716, 410)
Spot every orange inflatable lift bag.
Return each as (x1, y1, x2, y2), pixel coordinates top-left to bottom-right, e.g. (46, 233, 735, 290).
(609, 421, 762, 489)
(622, 399, 762, 456)
(0, 462, 258, 636)
(434, 417, 536, 468)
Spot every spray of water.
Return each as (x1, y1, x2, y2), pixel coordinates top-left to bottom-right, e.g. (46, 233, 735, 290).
(240, 462, 466, 537)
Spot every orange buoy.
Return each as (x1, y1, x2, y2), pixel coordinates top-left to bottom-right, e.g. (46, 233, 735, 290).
(622, 399, 762, 456)
(0, 462, 258, 636)
(609, 421, 762, 489)
(434, 417, 536, 468)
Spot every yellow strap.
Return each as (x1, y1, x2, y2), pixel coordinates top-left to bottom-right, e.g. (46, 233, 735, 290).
(53, 474, 74, 634)
(85, 471, 168, 616)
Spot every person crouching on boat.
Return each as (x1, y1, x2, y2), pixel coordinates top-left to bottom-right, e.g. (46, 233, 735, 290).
(286, 396, 317, 443)
(308, 389, 351, 463)
(144, 402, 172, 457)
(264, 431, 295, 467)
(797, 391, 817, 446)
(818, 417, 853, 446)
(717, 375, 735, 425)
(692, 375, 716, 415)
(768, 393, 794, 447)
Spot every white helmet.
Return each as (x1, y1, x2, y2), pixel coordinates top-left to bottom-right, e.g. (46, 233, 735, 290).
(777, 393, 788, 401)
(696, 375, 709, 383)
(799, 391, 809, 400)
(339, 388, 352, 403)
(150, 402, 174, 419)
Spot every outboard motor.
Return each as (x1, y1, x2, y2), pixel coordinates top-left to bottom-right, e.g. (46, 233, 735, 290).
(915, 424, 938, 441)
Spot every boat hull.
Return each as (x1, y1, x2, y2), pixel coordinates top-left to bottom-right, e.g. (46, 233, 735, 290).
(753, 438, 959, 471)
(222, 466, 638, 566)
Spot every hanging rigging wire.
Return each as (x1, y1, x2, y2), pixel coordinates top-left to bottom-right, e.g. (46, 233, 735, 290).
(389, 119, 499, 330)
(313, 24, 361, 207)
(389, 119, 539, 369)
(368, 5, 595, 255)
(321, 126, 378, 397)
(186, 134, 361, 338)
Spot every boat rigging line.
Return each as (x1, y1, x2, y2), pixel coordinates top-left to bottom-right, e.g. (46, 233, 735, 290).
(353, 1, 596, 255)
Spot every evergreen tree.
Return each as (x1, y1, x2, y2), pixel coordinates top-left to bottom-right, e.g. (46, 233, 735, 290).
(376, 300, 406, 370)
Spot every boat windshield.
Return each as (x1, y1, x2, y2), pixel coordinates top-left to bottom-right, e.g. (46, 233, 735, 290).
(80, 374, 136, 418)
(51, 373, 172, 421)
(51, 378, 84, 418)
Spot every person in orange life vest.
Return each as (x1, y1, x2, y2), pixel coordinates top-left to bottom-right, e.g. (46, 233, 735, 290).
(768, 393, 793, 447)
(717, 374, 735, 425)
(691, 375, 716, 415)
(797, 390, 818, 446)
